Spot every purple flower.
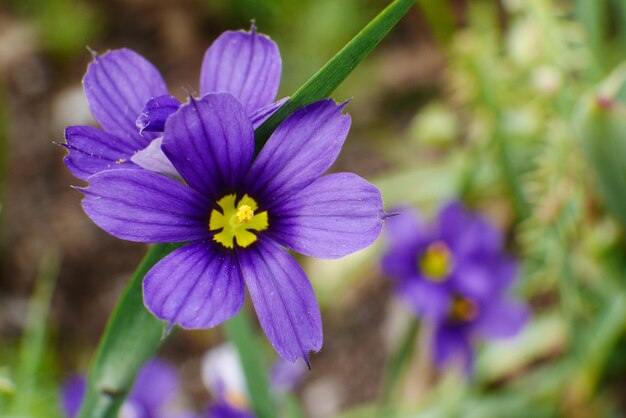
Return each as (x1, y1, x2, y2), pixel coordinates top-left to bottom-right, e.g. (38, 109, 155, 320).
(77, 92, 384, 363)
(201, 343, 307, 418)
(62, 359, 181, 418)
(63, 25, 284, 180)
(206, 403, 255, 418)
(382, 202, 528, 371)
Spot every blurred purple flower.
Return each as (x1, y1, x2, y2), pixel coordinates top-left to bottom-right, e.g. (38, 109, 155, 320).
(270, 358, 307, 393)
(62, 25, 284, 180)
(206, 402, 256, 418)
(201, 344, 307, 418)
(62, 359, 181, 418)
(382, 202, 528, 371)
(78, 93, 384, 363)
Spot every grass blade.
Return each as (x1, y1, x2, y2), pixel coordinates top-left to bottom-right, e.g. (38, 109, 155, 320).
(225, 309, 275, 418)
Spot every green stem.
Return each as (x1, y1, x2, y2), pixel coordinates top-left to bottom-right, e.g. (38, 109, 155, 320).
(377, 319, 420, 418)
(224, 309, 275, 418)
(77, 243, 182, 418)
(416, 0, 455, 46)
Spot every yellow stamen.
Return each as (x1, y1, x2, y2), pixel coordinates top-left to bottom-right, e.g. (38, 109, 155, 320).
(450, 296, 479, 322)
(419, 241, 454, 281)
(209, 194, 268, 249)
(236, 205, 254, 223)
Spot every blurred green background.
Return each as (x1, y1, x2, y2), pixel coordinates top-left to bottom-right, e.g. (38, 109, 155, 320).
(1, 0, 626, 417)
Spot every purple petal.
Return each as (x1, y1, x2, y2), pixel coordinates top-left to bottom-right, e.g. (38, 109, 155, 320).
(438, 201, 503, 258)
(200, 28, 281, 114)
(162, 94, 254, 200)
(84, 48, 168, 149)
(130, 137, 180, 177)
(238, 239, 322, 363)
(129, 359, 179, 413)
(473, 299, 528, 339)
(433, 324, 473, 372)
(62, 375, 86, 418)
(143, 240, 245, 329)
(207, 402, 255, 418)
(451, 264, 494, 301)
(136, 95, 181, 134)
(269, 173, 383, 259)
(245, 99, 351, 209)
(398, 279, 451, 321)
(249, 97, 288, 130)
(63, 125, 139, 180)
(81, 169, 211, 243)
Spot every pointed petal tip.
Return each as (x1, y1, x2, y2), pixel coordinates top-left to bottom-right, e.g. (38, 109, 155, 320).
(382, 211, 400, 220)
(86, 45, 99, 59)
(163, 322, 175, 338)
(71, 184, 88, 193)
(339, 98, 352, 110)
(53, 140, 68, 149)
(249, 19, 257, 34)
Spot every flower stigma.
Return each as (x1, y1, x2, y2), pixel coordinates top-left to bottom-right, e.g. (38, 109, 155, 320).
(419, 241, 454, 281)
(449, 296, 478, 323)
(209, 194, 268, 249)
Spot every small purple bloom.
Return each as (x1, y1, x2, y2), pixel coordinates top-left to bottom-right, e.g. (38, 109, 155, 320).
(206, 403, 255, 418)
(270, 358, 307, 393)
(62, 359, 181, 418)
(382, 202, 528, 371)
(78, 93, 384, 363)
(201, 344, 307, 418)
(63, 25, 284, 180)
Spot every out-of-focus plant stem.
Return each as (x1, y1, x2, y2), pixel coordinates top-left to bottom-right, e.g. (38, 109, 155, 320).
(224, 309, 275, 418)
(474, 63, 531, 220)
(567, 289, 626, 408)
(574, 0, 609, 77)
(416, 0, 455, 45)
(377, 319, 420, 418)
(9, 250, 60, 414)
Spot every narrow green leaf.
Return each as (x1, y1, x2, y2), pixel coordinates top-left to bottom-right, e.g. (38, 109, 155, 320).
(416, 0, 455, 45)
(576, 92, 626, 229)
(9, 251, 60, 415)
(283, 393, 307, 418)
(377, 319, 420, 418)
(574, 0, 609, 77)
(77, 243, 182, 418)
(254, 0, 416, 152)
(225, 309, 275, 418)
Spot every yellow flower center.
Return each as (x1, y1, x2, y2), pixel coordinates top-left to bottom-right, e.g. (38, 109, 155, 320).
(209, 194, 268, 249)
(419, 241, 454, 281)
(449, 296, 479, 323)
